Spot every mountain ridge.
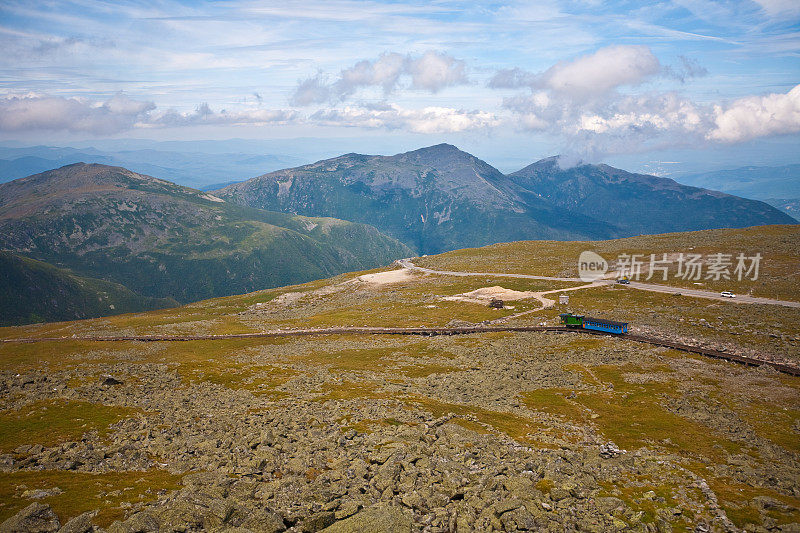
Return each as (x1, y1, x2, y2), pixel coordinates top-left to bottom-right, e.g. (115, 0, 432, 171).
(509, 156, 794, 235)
(0, 163, 412, 305)
(0, 251, 177, 326)
(216, 145, 621, 254)
(217, 144, 793, 254)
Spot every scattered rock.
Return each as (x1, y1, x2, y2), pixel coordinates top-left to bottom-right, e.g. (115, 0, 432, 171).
(599, 441, 623, 458)
(22, 488, 63, 500)
(300, 511, 335, 532)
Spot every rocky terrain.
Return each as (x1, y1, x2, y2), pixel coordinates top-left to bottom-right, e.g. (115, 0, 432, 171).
(1, 226, 798, 532)
(2, 330, 800, 532)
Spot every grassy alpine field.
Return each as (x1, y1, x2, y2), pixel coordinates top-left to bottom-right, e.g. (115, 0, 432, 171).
(0, 225, 798, 531)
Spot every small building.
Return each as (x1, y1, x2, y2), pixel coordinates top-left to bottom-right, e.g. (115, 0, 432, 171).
(559, 294, 569, 305)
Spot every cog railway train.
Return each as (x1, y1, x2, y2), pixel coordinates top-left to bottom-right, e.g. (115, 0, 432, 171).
(559, 313, 628, 334)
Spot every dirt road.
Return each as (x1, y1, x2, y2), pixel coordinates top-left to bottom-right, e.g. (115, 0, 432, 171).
(398, 259, 800, 308)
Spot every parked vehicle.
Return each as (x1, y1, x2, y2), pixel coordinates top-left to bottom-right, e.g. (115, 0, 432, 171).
(720, 291, 736, 298)
(616, 277, 630, 284)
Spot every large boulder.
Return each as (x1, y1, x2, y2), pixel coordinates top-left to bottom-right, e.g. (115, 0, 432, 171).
(57, 512, 96, 533)
(0, 503, 60, 533)
(320, 504, 411, 533)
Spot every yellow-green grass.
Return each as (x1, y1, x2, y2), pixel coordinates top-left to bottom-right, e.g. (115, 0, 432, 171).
(0, 400, 137, 453)
(0, 340, 143, 371)
(178, 361, 296, 398)
(414, 225, 800, 301)
(397, 362, 461, 378)
(520, 388, 587, 421)
(742, 401, 800, 453)
(524, 364, 740, 461)
(0, 337, 290, 372)
(703, 473, 800, 529)
(0, 269, 377, 340)
(0, 469, 182, 527)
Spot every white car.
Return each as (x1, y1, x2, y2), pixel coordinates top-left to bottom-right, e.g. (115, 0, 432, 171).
(720, 291, 736, 298)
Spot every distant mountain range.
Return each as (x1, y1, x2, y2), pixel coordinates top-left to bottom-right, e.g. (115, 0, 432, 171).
(0, 144, 299, 189)
(216, 144, 619, 254)
(0, 163, 411, 324)
(676, 164, 799, 220)
(508, 157, 795, 234)
(218, 144, 795, 254)
(1, 146, 795, 325)
(679, 164, 800, 200)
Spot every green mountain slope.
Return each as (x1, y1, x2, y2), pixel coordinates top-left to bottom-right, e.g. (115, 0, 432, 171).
(508, 157, 796, 235)
(0, 163, 412, 303)
(216, 144, 620, 254)
(0, 251, 177, 326)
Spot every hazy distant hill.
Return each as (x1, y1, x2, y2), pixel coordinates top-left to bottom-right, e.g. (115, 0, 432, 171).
(508, 157, 795, 235)
(217, 144, 619, 254)
(0, 163, 412, 303)
(0, 144, 302, 188)
(679, 164, 800, 200)
(763, 198, 800, 221)
(0, 251, 177, 326)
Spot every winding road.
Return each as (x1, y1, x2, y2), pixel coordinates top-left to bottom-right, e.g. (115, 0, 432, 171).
(398, 258, 800, 309)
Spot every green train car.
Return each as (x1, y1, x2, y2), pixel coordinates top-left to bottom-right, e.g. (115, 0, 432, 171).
(559, 313, 585, 327)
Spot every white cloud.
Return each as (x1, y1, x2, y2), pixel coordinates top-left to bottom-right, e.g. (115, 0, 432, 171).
(407, 50, 467, 92)
(289, 75, 331, 106)
(708, 84, 800, 142)
(291, 50, 468, 106)
(0, 93, 154, 134)
(501, 81, 800, 160)
(663, 55, 709, 83)
(490, 45, 665, 100)
(750, 0, 800, 18)
(0, 93, 297, 133)
(337, 53, 406, 96)
(488, 67, 537, 89)
(540, 45, 661, 98)
(310, 103, 498, 133)
(148, 103, 298, 127)
(490, 46, 800, 158)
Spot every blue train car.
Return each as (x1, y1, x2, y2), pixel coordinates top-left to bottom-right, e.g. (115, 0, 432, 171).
(582, 316, 628, 334)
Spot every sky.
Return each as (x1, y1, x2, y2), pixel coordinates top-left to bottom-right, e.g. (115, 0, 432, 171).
(1, 0, 799, 172)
